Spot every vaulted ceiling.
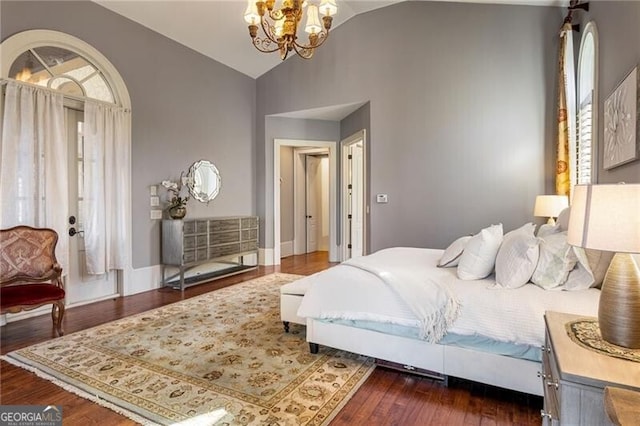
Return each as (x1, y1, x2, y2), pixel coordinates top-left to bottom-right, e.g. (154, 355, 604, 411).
(93, 0, 565, 79)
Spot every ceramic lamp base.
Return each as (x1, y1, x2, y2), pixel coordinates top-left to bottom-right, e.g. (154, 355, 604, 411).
(597, 252, 640, 349)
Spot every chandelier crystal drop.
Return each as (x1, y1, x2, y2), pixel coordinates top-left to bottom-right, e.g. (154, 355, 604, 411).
(244, 0, 337, 60)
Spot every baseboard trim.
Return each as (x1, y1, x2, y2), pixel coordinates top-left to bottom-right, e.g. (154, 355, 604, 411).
(281, 240, 294, 258)
(259, 248, 275, 266)
(126, 264, 163, 296)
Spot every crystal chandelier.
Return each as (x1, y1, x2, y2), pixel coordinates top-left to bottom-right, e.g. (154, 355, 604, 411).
(243, 0, 338, 60)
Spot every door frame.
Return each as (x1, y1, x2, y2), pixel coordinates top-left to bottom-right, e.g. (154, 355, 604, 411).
(293, 148, 330, 255)
(274, 139, 337, 264)
(341, 129, 367, 261)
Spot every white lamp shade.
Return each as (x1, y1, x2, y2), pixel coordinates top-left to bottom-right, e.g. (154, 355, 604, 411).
(568, 184, 640, 253)
(305, 5, 322, 34)
(244, 0, 259, 24)
(533, 195, 569, 218)
(319, 0, 338, 16)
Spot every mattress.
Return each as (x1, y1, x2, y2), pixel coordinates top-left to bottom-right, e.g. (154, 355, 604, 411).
(297, 247, 601, 348)
(317, 318, 541, 362)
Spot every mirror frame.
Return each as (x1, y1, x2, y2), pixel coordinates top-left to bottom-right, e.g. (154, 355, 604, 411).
(188, 159, 221, 203)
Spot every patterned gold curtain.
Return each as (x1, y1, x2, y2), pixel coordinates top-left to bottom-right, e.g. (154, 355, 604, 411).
(555, 23, 573, 197)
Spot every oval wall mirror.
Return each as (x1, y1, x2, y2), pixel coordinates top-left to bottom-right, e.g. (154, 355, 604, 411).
(188, 159, 221, 203)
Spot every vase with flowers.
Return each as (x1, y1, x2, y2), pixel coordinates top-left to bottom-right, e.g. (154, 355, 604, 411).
(162, 175, 190, 219)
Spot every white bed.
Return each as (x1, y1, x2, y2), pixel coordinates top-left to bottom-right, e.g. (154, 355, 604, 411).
(296, 247, 601, 396)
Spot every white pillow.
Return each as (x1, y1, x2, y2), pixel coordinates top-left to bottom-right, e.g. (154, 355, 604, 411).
(438, 236, 472, 267)
(537, 223, 561, 238)
(531, 232, 577, 290)
(557, 207, 571, 231)
(457, 224, 504, 280)
(495, 223, 540, 289)
(563, 247, 615, 291)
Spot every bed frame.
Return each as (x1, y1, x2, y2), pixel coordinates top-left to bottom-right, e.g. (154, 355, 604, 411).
(306, 318, 544, 396)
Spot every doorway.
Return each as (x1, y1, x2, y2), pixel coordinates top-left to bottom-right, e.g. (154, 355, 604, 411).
(301, 151, 330, 254)
(341, 130, 367, 261)
(274, 139, 338, 264)
(65, 109, 119, 305)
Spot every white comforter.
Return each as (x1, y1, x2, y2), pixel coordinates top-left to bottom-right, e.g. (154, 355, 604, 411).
(297, 247, 601, 347)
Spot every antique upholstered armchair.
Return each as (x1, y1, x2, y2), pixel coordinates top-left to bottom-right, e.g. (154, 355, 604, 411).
(0, 226, 66, 336)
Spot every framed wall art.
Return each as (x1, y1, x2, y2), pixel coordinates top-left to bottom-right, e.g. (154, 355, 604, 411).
(603, 66, 639, 169)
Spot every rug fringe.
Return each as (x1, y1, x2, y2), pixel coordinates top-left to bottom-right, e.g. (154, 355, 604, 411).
(1, 355, 158, 426)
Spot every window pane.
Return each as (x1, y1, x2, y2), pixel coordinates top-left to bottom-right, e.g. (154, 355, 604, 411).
(8, 50, 51, 84)
(50, 76, 84, 97)
(83, 73, 114, 103)
(10, 46, 116, 104)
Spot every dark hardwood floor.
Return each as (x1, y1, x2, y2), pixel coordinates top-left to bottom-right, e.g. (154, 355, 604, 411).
(0, 252, 542, 425)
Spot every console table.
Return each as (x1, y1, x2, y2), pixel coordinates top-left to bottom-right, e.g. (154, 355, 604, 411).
(161, 216, 259, 291)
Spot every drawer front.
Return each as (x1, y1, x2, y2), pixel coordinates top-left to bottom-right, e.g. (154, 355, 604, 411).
(212, 230, 240, 245)
(183, 236, 196, 250)
(183, 250, 196, 264)
(196, 220, 208, 234)
(183, 221, 196, 235)
(241, 217, 258, 229)
(210, 219, 240, 232)
(542, 333, 560, 421)
(241, 229, 257, 241)
(196, 235, 208, 248)
(210, 243, 241, 259)
(241, 241, 258, 252)
(196, 249, 208, 262)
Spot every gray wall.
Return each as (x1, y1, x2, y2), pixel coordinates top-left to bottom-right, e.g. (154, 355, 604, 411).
(577, 1, 640, 184)
(257, 1, 561, 252)
(1, 1, 256, 268)
(280, 146, 294, 243)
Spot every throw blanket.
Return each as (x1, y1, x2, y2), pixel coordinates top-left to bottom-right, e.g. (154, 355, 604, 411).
(297, 248, 460, 343)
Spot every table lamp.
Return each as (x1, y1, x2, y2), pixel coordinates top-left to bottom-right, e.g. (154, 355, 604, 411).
(534, 195, 569, 225)
(567, 183, 640, 349)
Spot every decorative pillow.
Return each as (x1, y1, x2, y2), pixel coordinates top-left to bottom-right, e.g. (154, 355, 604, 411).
(537, 223, 561, 238)
(556, 207, 570, 231)
(585, 249, 615, 288)
(563, 247, 615, 290)
(457, 224, 504, 280)
(495, 223, 540, 289)
(563, 247, 595, 290)
(437, 236, 472, 267)
(531, 231, 577, 290)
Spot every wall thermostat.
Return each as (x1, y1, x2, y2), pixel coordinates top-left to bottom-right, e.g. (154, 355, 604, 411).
(376, 194, 388, 203)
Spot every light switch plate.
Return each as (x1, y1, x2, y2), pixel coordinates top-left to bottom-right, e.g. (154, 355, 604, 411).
(150, 210, 162, 220)
(150, 196, 160, 207)
(376, 194, 388, 203)
(149, 185, 157, 196)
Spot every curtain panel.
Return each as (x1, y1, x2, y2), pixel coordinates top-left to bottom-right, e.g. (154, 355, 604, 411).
(0, 81, 69, 271)
(556, 23, 576, 197)
(83, 101, 131, 275)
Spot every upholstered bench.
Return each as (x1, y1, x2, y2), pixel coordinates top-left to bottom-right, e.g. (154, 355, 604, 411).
(280, 278, 311, 332)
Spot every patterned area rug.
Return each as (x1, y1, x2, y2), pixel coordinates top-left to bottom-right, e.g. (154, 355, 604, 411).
(566, 319, 640, 363)
(2, 273, 374, 425)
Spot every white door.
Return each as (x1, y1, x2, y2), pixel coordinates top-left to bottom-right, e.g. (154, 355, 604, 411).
(305, 155, 321, 253)
(350, 144, 364, 258)
(65, 108, 118, 305)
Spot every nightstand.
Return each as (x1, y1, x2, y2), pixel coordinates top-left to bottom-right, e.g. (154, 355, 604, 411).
(541, 311, 640, 425)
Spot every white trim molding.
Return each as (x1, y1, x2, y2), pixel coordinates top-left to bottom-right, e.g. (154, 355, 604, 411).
(274, 139, 338, 264)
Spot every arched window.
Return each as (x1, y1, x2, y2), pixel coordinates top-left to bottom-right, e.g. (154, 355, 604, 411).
(575, 22, 598, 188)
(1, 29, 130, 108)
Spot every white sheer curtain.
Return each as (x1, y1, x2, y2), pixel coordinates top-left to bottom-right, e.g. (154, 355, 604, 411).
(83, 101, 131, 274)
(0, 81, 69, 271)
